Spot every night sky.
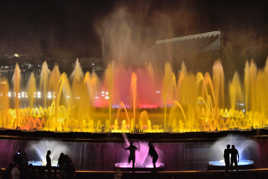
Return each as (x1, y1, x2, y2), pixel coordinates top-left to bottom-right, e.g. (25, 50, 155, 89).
(0, 0, 267, 65)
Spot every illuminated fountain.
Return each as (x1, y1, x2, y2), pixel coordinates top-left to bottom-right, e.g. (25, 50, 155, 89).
(208, 135, 258, 169)
(1, 59, 268, 133)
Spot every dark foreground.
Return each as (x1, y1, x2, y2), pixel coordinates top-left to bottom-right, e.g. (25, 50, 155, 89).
(76, 169, 268, 179)
(1, 168, 268, 179)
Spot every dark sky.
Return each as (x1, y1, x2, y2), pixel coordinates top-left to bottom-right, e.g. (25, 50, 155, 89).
(0, 0, 267, 62)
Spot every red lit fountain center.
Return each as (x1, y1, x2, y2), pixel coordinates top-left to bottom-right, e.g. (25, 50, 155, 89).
(93, 64, 163, 108)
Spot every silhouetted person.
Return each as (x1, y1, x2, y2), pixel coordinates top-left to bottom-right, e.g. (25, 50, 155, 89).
(231, 145, 239, 170)
(58, 153, 65, 169)
(46, 150, 52, 167)
(57, 153, 65, 178)
(148, 142, 158, 169)
(125, 141, 137, 168)
(224, 144, 231, 171)
(62, 154, 75, 179)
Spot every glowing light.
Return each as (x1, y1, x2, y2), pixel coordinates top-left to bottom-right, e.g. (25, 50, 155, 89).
(28, 160, 58, 167)
(112, 104, 120, 108)
(37, 91, 41, 99)
(47, 91, 52, 99)
(14, 53, 20, 58)
(21, 91, 26, 98)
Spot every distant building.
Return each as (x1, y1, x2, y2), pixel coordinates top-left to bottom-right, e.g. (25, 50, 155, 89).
(150, 31, 222, 72)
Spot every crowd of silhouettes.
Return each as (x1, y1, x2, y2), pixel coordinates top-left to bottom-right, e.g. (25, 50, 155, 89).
(224, 144, 239, 171)
(2, 141, 246, 177)
(45, 150, 75, 179)
(4, 149, 75, 179)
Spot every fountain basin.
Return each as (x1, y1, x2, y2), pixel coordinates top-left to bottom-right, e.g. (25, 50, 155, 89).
(208, 160, 254, 170)
(114, 162, 165, 170)
(28, 160, 58, 167)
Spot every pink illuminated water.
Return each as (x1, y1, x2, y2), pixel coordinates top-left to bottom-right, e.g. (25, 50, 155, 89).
(117, 135, 164, 168)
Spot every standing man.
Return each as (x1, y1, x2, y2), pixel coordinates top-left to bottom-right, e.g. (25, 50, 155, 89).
(46, 150, 52, 167)
(125, 141, 137, 168)
(58, 153, 65, 169)
(231, 145, 239, 170)
(224, 144, 231, 171)
(46, 150, 52, 178)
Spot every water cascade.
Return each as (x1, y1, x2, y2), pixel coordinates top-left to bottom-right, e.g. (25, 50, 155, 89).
(0, 59, 268, 133)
